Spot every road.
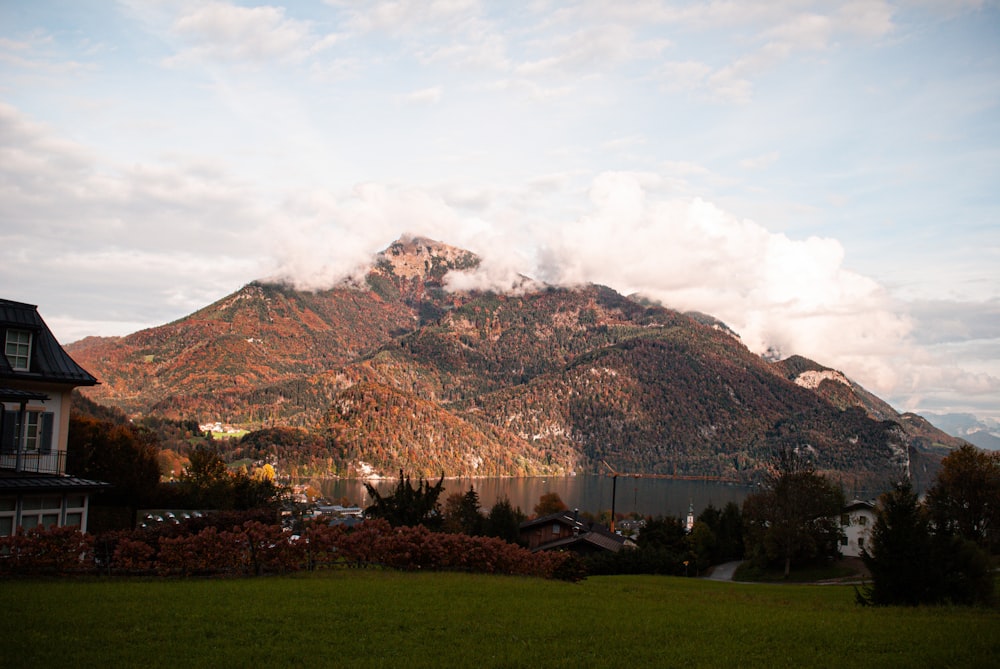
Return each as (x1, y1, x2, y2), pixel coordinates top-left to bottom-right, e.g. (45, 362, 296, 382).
(703, 560, 743, 581)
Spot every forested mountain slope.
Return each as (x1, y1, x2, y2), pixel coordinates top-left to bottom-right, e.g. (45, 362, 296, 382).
(68, 236, 962, 485)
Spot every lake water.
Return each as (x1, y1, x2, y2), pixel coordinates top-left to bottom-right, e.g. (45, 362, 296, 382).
(316, 475, 755, 520)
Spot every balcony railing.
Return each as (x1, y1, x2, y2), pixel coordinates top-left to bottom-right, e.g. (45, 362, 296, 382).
(0, 450, 66, 475)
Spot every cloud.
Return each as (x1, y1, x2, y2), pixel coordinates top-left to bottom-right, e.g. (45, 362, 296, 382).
(401, 86, 443, 105)
(0, 102, 271, 336)
(5, 95, 996, 417)
(649, 1, 898, 102)
(265, 183, 468, 291)
(338, 0, 482, 35)
(740, 151, 780, 170)
(515, 25, 668, 77)
(261, 169, 950, 405)
(166, 1, 336, 65)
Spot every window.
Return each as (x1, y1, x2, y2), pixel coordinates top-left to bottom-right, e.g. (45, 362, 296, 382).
(4, 329, 32, 371)
(19, 495, 62, 531)
(1, 410, 53, 453)
(24, 412, 40, 451)
(552, 523, 561, 535)
(0, 497, 15, 537)
(858, 516, 867, 526)
(65, 495, 86, 529)
(858, 537, 865, 549)
(840, 514, 850, 526)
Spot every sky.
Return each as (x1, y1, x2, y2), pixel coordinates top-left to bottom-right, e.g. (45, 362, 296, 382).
(1, 1, 998, 426)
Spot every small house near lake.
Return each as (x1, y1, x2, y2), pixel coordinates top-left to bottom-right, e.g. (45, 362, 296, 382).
(1, 298, 107, 536)
(519, 510, 636, 555)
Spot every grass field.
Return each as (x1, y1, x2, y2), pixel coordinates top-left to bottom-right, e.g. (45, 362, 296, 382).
(3, 571, 997, 668)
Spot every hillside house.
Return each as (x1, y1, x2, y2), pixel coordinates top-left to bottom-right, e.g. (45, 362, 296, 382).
(1, 299, 106, 536)
(839, 500, 876, 557)
(519, 510, 636, 555)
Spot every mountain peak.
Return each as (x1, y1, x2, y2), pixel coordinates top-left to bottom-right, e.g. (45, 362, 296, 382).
(375, 235, 480, 281)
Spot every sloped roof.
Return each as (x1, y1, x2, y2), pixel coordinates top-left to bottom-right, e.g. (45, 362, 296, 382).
(0, 388, 50, 402)
(844, 500, 875, 513)
(0, 474, 110, 493)
(519, 510, 587, 532)
(0, 299, 97, 386)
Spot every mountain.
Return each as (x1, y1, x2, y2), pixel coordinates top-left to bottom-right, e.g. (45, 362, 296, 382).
(68, 235, 963, 488)
(919, 412, 1000, 451)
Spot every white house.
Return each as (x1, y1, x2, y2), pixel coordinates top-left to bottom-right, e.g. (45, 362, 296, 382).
(1, 298, 107, 536)
(839, 500, 876, 557)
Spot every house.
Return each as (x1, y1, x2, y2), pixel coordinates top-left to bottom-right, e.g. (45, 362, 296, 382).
(519, 510, 636, 555)
(839, 500, 876, 557)
(1, 298, 107, 536)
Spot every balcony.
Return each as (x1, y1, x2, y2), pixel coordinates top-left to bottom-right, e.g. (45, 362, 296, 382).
(0, 450, 66, 475)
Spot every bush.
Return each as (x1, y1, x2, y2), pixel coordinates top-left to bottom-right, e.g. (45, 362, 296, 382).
(2, 519, 583, 581)
(0, 526, 94, 576)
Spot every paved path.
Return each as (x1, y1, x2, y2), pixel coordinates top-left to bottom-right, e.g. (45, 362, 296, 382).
(703, 560, 744, 581)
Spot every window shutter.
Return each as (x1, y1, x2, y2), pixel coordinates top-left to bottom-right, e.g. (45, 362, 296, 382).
(40, 412, 54, 454)
(1, 410, 16, 453)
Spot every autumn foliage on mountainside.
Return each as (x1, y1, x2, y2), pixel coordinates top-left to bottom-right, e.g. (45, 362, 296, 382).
(67, 237, 959, 484)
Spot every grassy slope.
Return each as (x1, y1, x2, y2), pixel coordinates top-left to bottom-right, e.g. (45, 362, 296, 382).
(4, 572, 996, 668)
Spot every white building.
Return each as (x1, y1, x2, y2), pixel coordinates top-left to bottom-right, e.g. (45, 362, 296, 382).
(1, 299, 107, 536)
(839, 500, 876, 557)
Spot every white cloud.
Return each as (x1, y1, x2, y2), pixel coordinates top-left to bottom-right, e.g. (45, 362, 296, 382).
(740, 151, 780, 170)
(516, 172, 923, 398)
(516, 25, 668, 77)
(401, 86, 443, 105)
(266, 183, 468, 291)
(338, 0, 482, 35)
(261, 170, 956, 406)
(167, 1, 335, 65)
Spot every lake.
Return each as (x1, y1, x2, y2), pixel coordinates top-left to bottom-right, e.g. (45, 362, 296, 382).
(316, 475, 755, 520)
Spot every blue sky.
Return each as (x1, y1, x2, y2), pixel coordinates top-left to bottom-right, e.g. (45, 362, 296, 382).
(1, 1, 998, 424)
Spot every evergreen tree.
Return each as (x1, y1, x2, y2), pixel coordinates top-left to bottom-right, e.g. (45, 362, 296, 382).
(364, 470, 445, 528)
(857, 481, 934, 606)
(482, 497, 526, 544)
(859, 480, 994, 606)
(442, 487, 485, 535)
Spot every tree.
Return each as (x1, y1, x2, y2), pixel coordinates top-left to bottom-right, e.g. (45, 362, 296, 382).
(482, 497, 526, 543)
(858, 480, 994, 606)
(66, 415, 162, 523)
(180, 446, 233, 508)
(533, 492, 568, 517)
(743, 450, 845, 577)
(443, 487, 484, 536)
(696, 502, 743, 564)
(857, 481, 935, 606)
(364, 470, 445, 529)
(633, 515, 689, 575)
(687, 521, 717, 574)
(178, 446, 280, 511)
(717, 501, 744, 561)
(925, 444, 1000, 552)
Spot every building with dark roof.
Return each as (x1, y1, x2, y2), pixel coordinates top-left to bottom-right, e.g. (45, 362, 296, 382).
(519, 510, 636, 555)
(1, 298, 107, 536)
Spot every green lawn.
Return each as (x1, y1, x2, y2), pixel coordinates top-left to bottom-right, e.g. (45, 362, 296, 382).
(3, 571, 997, 668)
